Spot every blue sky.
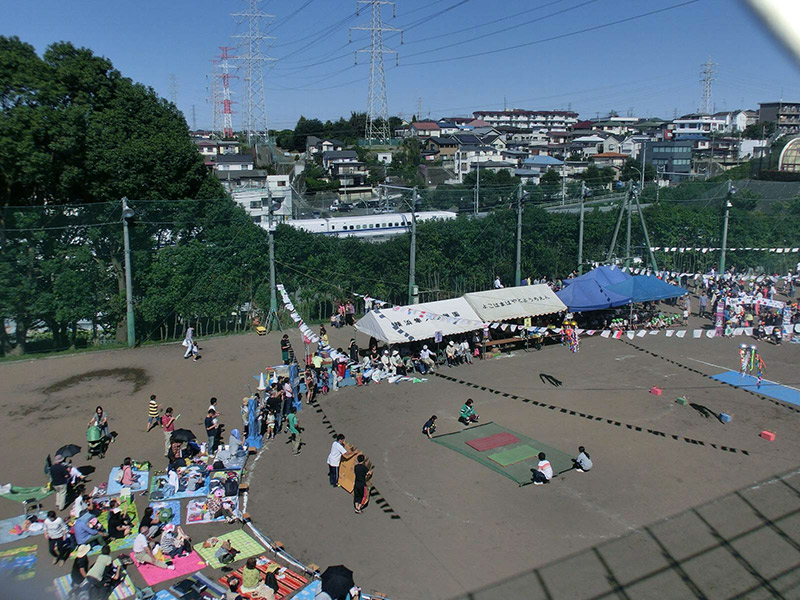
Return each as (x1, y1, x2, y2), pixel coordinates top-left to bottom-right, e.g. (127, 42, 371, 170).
(2, 0, 798, 130)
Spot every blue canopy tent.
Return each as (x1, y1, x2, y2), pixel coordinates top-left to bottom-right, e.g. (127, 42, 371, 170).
(562, 265, 631, 288)
(605, 275, 687, 303)
(556, 280, 632, 312)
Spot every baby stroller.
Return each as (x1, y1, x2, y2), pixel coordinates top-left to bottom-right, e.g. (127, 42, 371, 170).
(86, 425, 106, 460)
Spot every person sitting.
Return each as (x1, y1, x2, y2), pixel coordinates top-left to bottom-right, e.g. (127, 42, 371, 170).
(458, 399, 479, 426)
(240, 557, 275, 599)
(85, 545, 124, 593)
(422, 415, 437, 439)
(390, 350, 405, 375)
(120, 457, 139, 488)
(572, 446, 593, 472)
(445, 341, 458, 366)
(460, 339, 473, 364)
(74, 516, 109, 548)
(419, 345, 436, 373)
(214, 539, 240, 565)
(207, 488, 238, 523)
(380, 350, 393, 374)
(133, 525, 174, 569)
(140, 505, 164, 538)
(107, 505, 132, 539)
(532, 452, 553, 485)
(160, 524, 192, 558)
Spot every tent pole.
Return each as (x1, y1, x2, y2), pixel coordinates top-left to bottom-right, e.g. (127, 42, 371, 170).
(606, 194, 627, 263)
(633, 190, 659, 273)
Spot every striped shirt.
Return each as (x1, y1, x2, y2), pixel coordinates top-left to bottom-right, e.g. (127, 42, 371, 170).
(148, 400, 160, 418)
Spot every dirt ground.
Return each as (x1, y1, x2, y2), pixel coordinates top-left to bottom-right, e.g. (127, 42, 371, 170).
(1, 307, 799, 599)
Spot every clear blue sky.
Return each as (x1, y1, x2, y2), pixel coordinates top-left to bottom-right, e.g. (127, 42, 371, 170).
(2, 0, 798, 130)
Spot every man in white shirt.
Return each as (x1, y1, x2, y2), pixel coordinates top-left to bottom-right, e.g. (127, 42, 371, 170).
(419, 345, 436, 373)
(133, 525, 173, 569)
(573, 446, 593, 472)
(532, 452, 553, 485)
(327, 434, 353, 487)
(43, 510, 70, 565)
(494, 275, 503, 289)
(460, 339, 473, 364)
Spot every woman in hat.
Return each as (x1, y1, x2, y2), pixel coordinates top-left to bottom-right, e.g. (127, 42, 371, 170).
(240, 557, 275, 599)
(71, 544, 91, 587)
(348, 338, 359, 364)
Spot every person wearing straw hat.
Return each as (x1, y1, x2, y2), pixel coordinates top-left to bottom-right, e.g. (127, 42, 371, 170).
(71, 544, 91, 587)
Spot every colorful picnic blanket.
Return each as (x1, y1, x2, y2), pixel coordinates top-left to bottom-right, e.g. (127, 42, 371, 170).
(170, 572, 227, 599)
(0, 512, 47, 545)
(132, 550, 206, 587)
(0, 544, 37, 580)
(71, 498, 140, 557)
(208, 469, 240, 497)
(107, 467, 149, 495)
(219, 555, 309, 599)
(52, 563, 137, 600)
(185, 496, 239, 524)
(148, 500, 181, 526)
(0, 485, 52, 504)
(291, 580, 322, 600)
(149, 465, 208, 500)
(195, 530, 264, 569)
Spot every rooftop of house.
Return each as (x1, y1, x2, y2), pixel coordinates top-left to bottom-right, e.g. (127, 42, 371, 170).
(593, 152, 628, 158)
(411, 121, 441, 130)
(473, 109, 579, 118)
(216, 153, 254, 163)
(524, 155, 564, 166)
(427, 136, 459, 146)
(322, 150, 358, 159)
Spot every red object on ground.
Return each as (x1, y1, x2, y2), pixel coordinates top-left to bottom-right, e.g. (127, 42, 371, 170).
(219, 556, 309, 599)
(466, 432, 520, 452)
(650, 387, 663, 396)
(760, 430, 776, 441)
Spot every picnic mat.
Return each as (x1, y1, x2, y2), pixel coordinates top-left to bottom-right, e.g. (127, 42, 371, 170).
(0, 544, 37, 580)
(195, 529, 264, 569)
(0, 512, 46, 545)
(71, 498, 140, 557)
(291, 580, 322, 600)
(487, 444, 539, 467)
(465, 432, 520, 452)
(149, 467, 209, 500)
(154, 591, 178, 600)
(186, 496, 239, 524)
(53, 563, 136, 600)
(0, 485, 52, 504)
(432, 422, 573, 486)
(131, 550, 205, 586)
(107, 467, 150, 495)
(172, 572, 228, 598)
(218, 555, 309, 599)
(148, 500, 181, 526)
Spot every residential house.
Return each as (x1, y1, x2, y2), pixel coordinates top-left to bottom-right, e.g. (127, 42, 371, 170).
(437, 121, 460, 135)
(670, 113, 727, 136)
(214, 153, 255, 171)
(570, 134, 606, 157)
(501, 149, 528, 167)
(620, 135, 651, 159)
(591, 116, 640, 137)
(425, 137, 459, 160)
(376, 151, 393, 165)
(592, 152, 628, 170)
(322, 150, 358, 170)
(440, 116, 474, 126)
(713, 110, 756, 133)
(322, 150, 369, 199)
(231, 175, 293, 224)
(673, 133, 711, 152)
(471, 160, 516, 176)
(409, 121, 441, 138)
(306, 137, 345, 159)
(759, 101, 800, 136)
(515, 155, 564, 185)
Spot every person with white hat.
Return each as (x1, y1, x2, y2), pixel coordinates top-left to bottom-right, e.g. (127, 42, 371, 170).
(390, 349, 404, 375)
(380, 349, 391, 373)
(419, 345, 436, 373)
(445, 340, 458, 366)
(71, 544, 91, 587)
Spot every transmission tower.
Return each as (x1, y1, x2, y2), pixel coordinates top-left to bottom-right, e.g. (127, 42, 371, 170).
(216, 47, 238, 139)
(232, 0, 276, 147)
(207, 59, 222, 137)
(350, 1, 402, 144)
(191, 105, 197, 130)
(168, 74, 178, 105)
(700, 56, 715, 114)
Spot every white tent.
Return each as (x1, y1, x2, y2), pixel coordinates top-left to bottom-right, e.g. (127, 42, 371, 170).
(463, 285, 567, 321)
(354, 297, 483, 344)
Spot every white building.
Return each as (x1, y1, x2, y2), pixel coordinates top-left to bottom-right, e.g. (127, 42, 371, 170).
(670, 114, 727, 135)
(215, 154, 254, 171)
(232, 175, 293, 225)
(472, 109, 579, 132)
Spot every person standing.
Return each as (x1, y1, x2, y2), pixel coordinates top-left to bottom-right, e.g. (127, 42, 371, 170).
(49, 455, 70, 511)
(280, 334, 291, 365)
(43, 510, 70, 565)
(345, 301, 356, 326)
(326, 434, 353, 487)
(88, 405, 110, 441)
(147, 395, 161, 432)
(286, 407, 302, 455)
(348, 338, 359, 364)
(205, 409, 220, 455)
(183, 326, 194, 359)
(161, 407, 176, 457)
(699, 292, 708, 318)
(282, 378, 294, 432)
(353, 455, 372, 514)
(267, 385, 283, 434)
(532, 452, 553, 485)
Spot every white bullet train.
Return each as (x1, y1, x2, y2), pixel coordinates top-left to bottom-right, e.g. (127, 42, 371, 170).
(281, 211, 458, 239)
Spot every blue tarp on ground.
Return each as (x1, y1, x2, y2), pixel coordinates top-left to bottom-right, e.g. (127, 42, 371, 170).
(605, 275, 687, 303)
(563, 265, 631, 288)
(556, 280, 632, 312)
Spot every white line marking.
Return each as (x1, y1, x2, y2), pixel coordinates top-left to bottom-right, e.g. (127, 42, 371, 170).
(687, 358, 729, 370)
(688, 358, 800, 392)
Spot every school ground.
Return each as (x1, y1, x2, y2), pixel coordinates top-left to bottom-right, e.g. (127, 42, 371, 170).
(1, 310, 799, 599)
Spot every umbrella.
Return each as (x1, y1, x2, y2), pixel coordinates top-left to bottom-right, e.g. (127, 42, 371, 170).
(55, 444, 81, 459)
(321, 565, 355, 600)
(171, 429, 196, 443)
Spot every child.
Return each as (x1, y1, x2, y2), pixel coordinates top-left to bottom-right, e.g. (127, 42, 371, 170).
(147, 395, 161, 432)
(532, 452, 553, 485)
(266, 409, 276, 440)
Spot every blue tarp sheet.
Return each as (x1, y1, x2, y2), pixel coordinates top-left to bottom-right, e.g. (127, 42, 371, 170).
(556, 280, 631, 312)
(605, 275, 687, 303)
(563, 265, 631, 288)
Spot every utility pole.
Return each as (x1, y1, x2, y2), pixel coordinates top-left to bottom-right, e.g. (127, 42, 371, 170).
(266, 186, 281, 332)
(578, 181, 585, 274)
(719, 180, 735, 274)
(625, 181, 632, 267)
(639, 144, 646, 192)
(351, 0, 402, 144)
(561, 161, 566, 205)
(409, 188, 417, 304)
(121, 198, 135, 347)
(474, 161, 480, 214)
(515, 184, 523, 286)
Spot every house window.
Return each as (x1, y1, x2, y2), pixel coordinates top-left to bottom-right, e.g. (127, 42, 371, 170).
(277, 181, 286, 186)
(250, 201, 260, 209)
(251, 216, 261, 223)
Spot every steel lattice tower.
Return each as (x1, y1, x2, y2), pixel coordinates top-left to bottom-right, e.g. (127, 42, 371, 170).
(350, 1, 402, 144)
(232, 0, 275, 147)
(207, 59, 222, 137)
(216, 47, 237, 139)
(700, 56, 715, 114)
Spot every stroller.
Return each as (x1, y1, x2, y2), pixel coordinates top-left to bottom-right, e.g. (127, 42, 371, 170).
(86, 425, 106, 460)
